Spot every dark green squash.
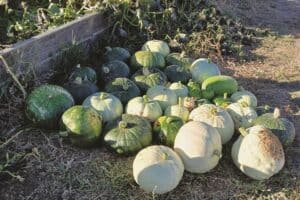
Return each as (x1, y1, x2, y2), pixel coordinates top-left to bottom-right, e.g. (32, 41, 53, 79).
(104, 114, 152, 155)
(131, 67, 167, 93)
(104, 77, 141, 104)
(130, 51, 165, 71)
(164, 65, 191, 84)
(26, 84, 74, 129)
(69, 65, 97, 84)
(153, 116, 184, 147)
(60, 106, 102, 148)
(252, 108, 295, 146)
(256, 105, 275, 116)
(165, 52, 193, 69)
(101, 60, 130, 84)
(63, 77, 99, 104)
(103, 46, 131, 62)
(187, 80, 202, 99)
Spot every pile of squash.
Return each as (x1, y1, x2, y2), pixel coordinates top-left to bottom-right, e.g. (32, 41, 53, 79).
(25, 40, 296, 194)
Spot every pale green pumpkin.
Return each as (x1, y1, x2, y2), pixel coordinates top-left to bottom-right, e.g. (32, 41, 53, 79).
(147, 85, 178, 110)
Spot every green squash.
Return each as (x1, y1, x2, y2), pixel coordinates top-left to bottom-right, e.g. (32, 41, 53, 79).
(202, 75, 238, 96)
(104, 114, 152, 155)
(26, 84, 74, 129)
(60, 106, 102, 147)
(153, 116, 184, 147)
(213, 93, 231, 108)
(147, 85, 178, 110)
(190, 58, 221, 83)
(169, 82, 188, 98)
(231, 89, 257, 108)
(101, 60, 130, 84)
(252, 108, 295, 146)
(130, 51, 165, 70)
(63, 77, 99, 104)
(142, 40, 170, 57)
(164, 98, 190, 122)
(164, 65, 191, 84)
(165, 52, 193, 69)
(82, 92, 123, 123)
(131, 67, 167, 93)
(104, 78, 140, 105)
(69, 64, 97, 84)
(187, 80, 202, 99)
(103, 46, 131, 62)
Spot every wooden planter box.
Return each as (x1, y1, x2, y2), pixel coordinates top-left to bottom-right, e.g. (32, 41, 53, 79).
(0, 12, 108, 91)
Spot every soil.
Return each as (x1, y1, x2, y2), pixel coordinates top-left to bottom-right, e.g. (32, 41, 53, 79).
(0, 0, 299, 199)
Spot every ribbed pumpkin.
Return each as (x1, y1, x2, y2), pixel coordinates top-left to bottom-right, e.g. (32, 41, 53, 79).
(189, 104, 234, 144)
(252, 108, 295, 146)
(153, 116, 184, 147)
(103, 46, 131, 62)
(101, 60, 130, 84)
(133, 145, 184, 194)
(202, 75, 238, 96)
(227, 102, 257, 130)
(130, 51, 166, 70)
(147, 85, 178, 110)
(82, 92, 123, 123)
(164, 98, 190, 122)
(69, 64, 97, 84)
(231, 89, 257, 108)
(190, 58, 221, 83)
(164, 65, 191, 84)
(26, 84, 74, 129)
(174, 121, 222, 173)
(168, 82, 189, 97)
(104, 114, 152, 155)
(126, 95, 162, 122)
(166, 52, 193, 69)
(232, 126, 285, 180)
(142, 40, 170, 57)
(60, 106, 102, 147)
(104, 78, 140, 105)
(131, 67, 167, 93)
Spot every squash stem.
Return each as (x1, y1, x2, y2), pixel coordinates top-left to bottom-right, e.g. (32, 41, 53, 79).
(239, 127, 248, 137)
(273, 108, 281, 119)
(103, 67, 110, 74)
(118, 121, 127, 129)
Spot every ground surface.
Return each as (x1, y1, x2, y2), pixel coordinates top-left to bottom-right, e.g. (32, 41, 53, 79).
(0, 0, 300, 199)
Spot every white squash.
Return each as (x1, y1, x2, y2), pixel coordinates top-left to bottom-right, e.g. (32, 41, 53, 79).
(126, 95, 162, 122)
(133, 145, 184, 194)
(168, 82, 189, 97)
(189, 104, 234, 144)
(190, 58, 221, 83)
(142, 40, 170, 57)
(147, 85, 178, 110)
(232, 126, 285, 180)
(227, 102, 257, 130)
(165, 98, 190, 122)
(231, 89, 257, 108)
(174, 121, 222, 173)
(83, 92, 123, 122)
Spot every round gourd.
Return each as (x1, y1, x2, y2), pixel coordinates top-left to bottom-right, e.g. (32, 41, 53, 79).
(166, 52, 193, 69)
(101, 60, 130, 84)
(164, 98, 190, 122)
(130, 51, 165, 70)
(60, 106, 102, 147)
(190, 58, 221, 83)
(82, 92, 123, 123)
(126, 95, 162, 122)
(232, 126, 285, 180)
(189, 104, 234, 144)
(252, 108, 295, 146)
(168, 82, 188, 97)
(131, 67, 167, 92)
(187, 80, 202, 99)
(104, 78, 140, 105)
(174, 121, 222, 173)
(63, 77, 99, 104)
(213, 93, 231, 108)
(147, 85, 178, 110)
(142, 40, 170, 57)
(26, 84, 74, 129)
(227, 102, 257, 130)
(153, 116, 184, 147)
(103, 46, 130, 62)
(231, 89, 257, 108)
(69, 65, 97, 84)
(104, 114, 152, 155)
(133, 145, 184, 194)
(202, 75, 238, 96)
(164, 65, 191, 84)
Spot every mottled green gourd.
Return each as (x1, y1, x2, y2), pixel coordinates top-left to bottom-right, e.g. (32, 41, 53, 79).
(101, 60, 130, 84)
(164, 65, 191, 84)
(104, 78, 140, 105)
(131, 67, 167, 92)
(142, 40, 170, 57)
(103, 46, 131, 62)
(165, 52, 193, 69)
(187, 80, 202, 99)
(69, 64, 97, 84)
(202, 75, 238, 96)
(104, 114, 152, 155)
(60, 106, 102, 147)
(130, 51, 166, 70)
(26, 84, 74, 129)
(153, 116, 184, 147)
(252, 108, 295, 146)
